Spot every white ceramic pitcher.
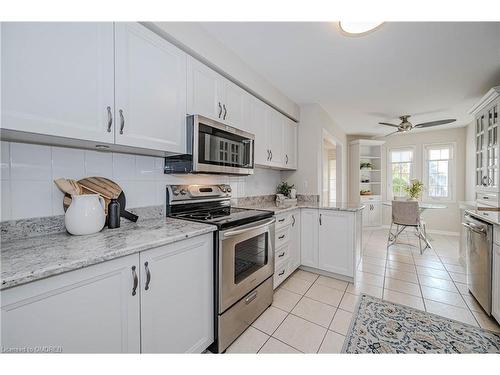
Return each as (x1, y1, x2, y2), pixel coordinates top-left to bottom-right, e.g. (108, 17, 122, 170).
(65, 194, 106, 235)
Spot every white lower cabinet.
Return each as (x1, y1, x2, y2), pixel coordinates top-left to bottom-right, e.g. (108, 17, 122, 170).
(300, 209, 319, 268)
(493, 243, 500, 322)
(0, 234, 214, 353)
(273, 209, 301, 289)
(318, 211, 355, 277)
(1, 253, 141, 353)
(289, 211, 301, 270)
(140, 234, 214, 353)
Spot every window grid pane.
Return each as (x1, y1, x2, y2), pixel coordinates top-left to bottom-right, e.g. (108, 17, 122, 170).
(390, 149, 413, 198)
(426, 146, 452, 199)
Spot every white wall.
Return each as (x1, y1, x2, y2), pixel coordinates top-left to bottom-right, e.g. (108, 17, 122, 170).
(381, 127, 467, 233)
(0, 141, 282, 221)
(147, 22, 300, 121)
(283, 104, 347, 201)
(464, 121, 476, 201)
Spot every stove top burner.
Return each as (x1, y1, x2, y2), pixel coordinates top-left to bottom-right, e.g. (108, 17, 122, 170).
(171, 207, 272, 229)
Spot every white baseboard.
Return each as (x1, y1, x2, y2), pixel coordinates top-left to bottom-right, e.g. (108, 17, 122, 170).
(378, 224, 459, 237)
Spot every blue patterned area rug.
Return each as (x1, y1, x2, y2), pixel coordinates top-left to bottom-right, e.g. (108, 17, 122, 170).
(342, 294, 500, 353)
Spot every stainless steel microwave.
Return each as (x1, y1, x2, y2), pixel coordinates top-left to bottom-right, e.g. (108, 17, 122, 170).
(165, 115, 254, 175)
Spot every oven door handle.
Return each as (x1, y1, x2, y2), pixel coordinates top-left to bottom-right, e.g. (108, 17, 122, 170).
(223, 218, 276, 238)
(462, 222, 487, 236)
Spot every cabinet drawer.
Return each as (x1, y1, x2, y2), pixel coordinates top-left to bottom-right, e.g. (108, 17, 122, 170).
(476, 192, 499, 206)
(273, 260, 290, 289)
(475, 209, 500, 223)
(275, 244, 290, 267)
(275, 213, 293, 230)
(275, 226, 291, 249)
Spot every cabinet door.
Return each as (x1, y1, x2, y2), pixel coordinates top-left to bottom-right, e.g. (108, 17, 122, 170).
(250, 98, 271, 166)
(140, 234, 214, 353)
(268, 111, 284, 167)
(493, 244, 500, 322)
(1, 254, 140, 353)
(1, 22, 115, 143)
(114, 23, 187, 153)
(223, 81, 246, 129)
(371, 202, 382, 226)
(318, 210, 355, 277)
(289, 210, 301, 271)
(284, 119, 298, 169)
(187, 56, 222, 121)
(300, 209, 319, 268)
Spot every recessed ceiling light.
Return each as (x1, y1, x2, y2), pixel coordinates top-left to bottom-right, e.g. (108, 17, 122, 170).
(338, 21, 384, 36)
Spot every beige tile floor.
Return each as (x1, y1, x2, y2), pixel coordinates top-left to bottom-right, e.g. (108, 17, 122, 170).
(225, 228, 500, 353)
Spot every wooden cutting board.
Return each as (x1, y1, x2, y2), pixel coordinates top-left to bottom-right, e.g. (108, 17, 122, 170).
(63, 177, 122, 214)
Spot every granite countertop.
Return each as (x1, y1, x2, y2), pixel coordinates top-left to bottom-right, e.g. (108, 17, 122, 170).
(1, 217, 216, 290)
(235, 201, 366, 214)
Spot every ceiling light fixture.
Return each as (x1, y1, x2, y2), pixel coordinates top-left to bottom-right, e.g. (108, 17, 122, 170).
(338, 21, 384, 36)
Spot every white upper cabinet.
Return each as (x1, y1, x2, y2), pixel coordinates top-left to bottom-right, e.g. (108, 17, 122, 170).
(267, 110, 284, 167)
(222, 81, 247, 128)
(114, 23, 187, 153)
(187, 56, 221, 121)
(1, 22, 115, 143)
(283, 117, 298, 169)
(249, 97, 270, 166)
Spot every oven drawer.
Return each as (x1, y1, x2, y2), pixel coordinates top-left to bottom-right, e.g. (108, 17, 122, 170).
(275, 226, 291, 248)
(274, 260, 290, 289)
(275, 244, 290, 267)
(275, 212, 293, 230)
(218, 277, 273, 352)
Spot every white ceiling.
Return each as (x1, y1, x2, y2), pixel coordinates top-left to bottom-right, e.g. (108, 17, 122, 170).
(199, 22, 500, 135)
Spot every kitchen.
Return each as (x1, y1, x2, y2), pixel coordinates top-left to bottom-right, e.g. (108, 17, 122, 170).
(1, 14, 500, 363)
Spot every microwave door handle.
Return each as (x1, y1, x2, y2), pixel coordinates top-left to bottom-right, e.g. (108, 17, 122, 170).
(223, 218, 276, 238)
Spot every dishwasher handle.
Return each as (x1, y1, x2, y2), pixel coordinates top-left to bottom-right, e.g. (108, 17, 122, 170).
(462, 222, 487, 236)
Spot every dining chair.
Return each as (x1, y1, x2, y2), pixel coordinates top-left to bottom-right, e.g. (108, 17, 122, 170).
(387, 200, 427, 254)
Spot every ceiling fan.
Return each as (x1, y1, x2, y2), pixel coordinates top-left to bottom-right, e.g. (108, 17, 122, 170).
(379, 115, 456, 136)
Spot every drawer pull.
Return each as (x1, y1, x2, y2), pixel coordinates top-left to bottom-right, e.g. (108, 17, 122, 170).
(278, 270, 285, 276)
(483, 196, 489, 200)
(278, 234, 285, 240)
(245, 290, 258, 304)
(278, 252, 285, 257)
(131, 266, 138, 296)
(278, 218, 286, 223)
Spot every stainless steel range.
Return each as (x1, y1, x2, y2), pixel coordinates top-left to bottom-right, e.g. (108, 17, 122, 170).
(166, 184, 275, 352)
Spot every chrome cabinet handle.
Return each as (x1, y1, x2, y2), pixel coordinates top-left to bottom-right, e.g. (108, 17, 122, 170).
(278, 234, 285, 240)
(292, 215, 295, 227)
(286, 154, 289, 164)
(319, 214, 322, 225)
(218, 102, 222, 118)
(119, 109, 125, 134)
(106, 106, 113, 133)
(245, 290, 258, 304)
(131, 266, 138, 296)
(278, 252, 285, 257)
(270, 150, 273, 161)
(278, 218, 286, 223)
(144, 262, 151, 290)
(278, 270, 285, 276)
(267, 150, 270, 161)
(223, 104, 227, 120)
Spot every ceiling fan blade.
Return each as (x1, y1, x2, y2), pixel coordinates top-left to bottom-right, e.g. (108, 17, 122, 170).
(414, 119, 456, 128)
(384, 130, 401, 137)
(378, 122, 400, 127)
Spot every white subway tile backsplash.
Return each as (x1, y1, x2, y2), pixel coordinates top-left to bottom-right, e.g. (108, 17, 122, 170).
(112, 153, 136, 180)
(10, 143, 52, 180)
(51, 147, 85, 180)
(84, 150, 113, 177)
(11, 180, 53, 219)
(1, 141, 282, 221)
(1, 141, 10, 180)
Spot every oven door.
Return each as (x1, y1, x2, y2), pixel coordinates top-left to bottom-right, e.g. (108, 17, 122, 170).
(219, 218, 275, 312)
(192, 115, 254, 175)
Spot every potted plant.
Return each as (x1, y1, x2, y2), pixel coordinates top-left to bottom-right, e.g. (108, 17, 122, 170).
(276, 181, 295, 198)
(276, 181, 297, 207)
(360, 162, 374, 170)
(404, 179, 424, 200)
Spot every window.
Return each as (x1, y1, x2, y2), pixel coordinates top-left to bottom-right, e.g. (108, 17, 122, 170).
(424, 144, 454, 201)
(389, 148, 414, 198)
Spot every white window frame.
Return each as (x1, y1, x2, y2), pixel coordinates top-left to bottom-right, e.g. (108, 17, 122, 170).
(423, 142, 456, 202)
(387, 146, 416, 200)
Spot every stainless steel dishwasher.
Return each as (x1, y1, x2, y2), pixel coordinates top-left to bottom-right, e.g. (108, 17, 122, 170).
(463, 213, 493, 315)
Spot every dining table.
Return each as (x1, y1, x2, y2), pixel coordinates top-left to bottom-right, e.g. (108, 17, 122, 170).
(382, 201, 448, 249)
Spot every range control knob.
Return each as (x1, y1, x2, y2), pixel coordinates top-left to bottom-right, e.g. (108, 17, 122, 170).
(220, 185, 227, 193)
(172, 188, 180, 196)
(180, 188, 187, 195)
(226, 187, 232, 193)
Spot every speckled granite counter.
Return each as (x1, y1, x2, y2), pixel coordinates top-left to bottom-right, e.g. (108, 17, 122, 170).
(1, 217, 216, 290)
(235, 202, 365, 214)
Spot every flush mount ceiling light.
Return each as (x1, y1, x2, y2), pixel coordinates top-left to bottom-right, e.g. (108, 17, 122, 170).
(338, 21, 384, 36)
